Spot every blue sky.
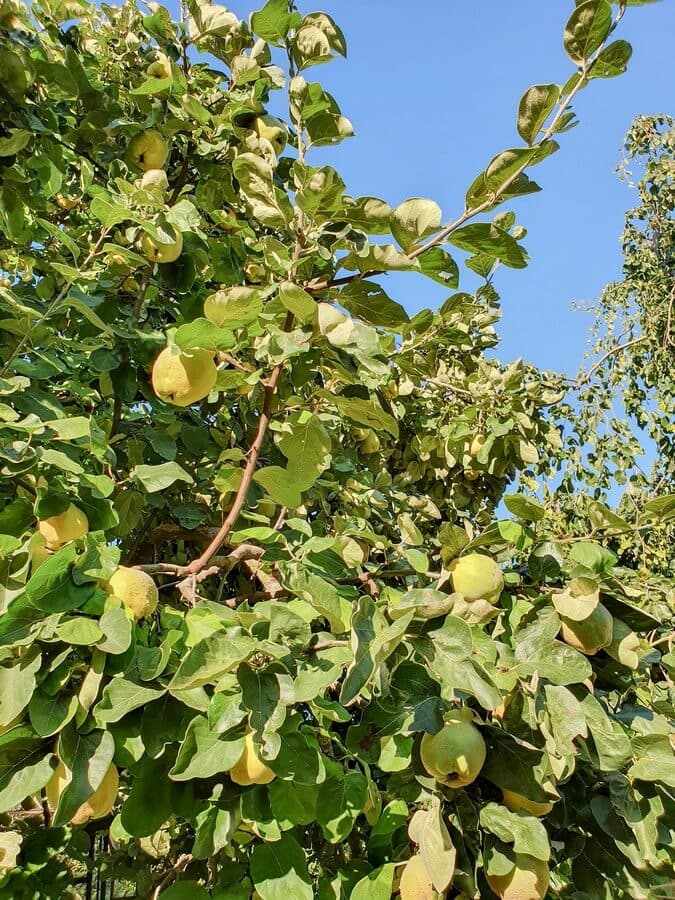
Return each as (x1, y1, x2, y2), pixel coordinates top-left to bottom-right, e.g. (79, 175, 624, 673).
(226, 0, 673, 378)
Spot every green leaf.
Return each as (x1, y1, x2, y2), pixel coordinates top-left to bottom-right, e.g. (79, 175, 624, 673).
(250, 833, 313, 900)
(391, 198, 442, 250)
(28, 690, 78, 738)
(517, 84, 560, 145)
(96, 606, 133, 655)
(0, 648, 41, 726)
(628, 734, 675, 787)
(479, 802, 550, 861)
(52, 727, 114, 826)
(504, 493, 546, 522)
(414, 799, 457, 891)
(338, 281, 409, 330)
(0, 729, 55, 813)
(339, 598, 413, 705)
(277, 410, 332, 489)
(253, 466, 304, 508)
(232, 153, 292, 227)
(130, 462, 195, 493)
(56, 616, 103, 645)
(564, 0, 613, 63)
(316, 771, 368, 842)
(269, 779, 319, 827)
(589, 39, 632, 78)
(170, 631, 255, 691)
(95, 678, 165, 724)
(239, 664, 294, 739)
(251, 0, 299, 44)
(0, 130, 31, 157)
(569, 540, 617, 573)
(551, 577, 600, 621)
(639, 493, 675, 523)
(169, 716, 245, 781)
(417, 247, 459, 288)
(25, 545, 95, 613)
(466, 148, 540, 208)
(188, 3, 238, 41)
(324, 393, 399, 438)
(121, 756, 173, 838)
(174, 318, 235, 352)
(449, 222, 527, 268)
(350, 864, 396, 900)
(277, 282, 316, 324)
(578, 692, 632, 771)
(516, 639, 592, 686)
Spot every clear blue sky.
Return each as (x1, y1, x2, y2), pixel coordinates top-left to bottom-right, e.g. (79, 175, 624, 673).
(226, 0, 673, 377)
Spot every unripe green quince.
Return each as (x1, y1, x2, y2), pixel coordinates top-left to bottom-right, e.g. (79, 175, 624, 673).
(127, 129, 168, 171)
(140, 226, 183, 263)
(560, 603, 613, 655)
(448, 552, 503, 603)
(0, 49, 28, 96)
(151, 347, 217, 407)
(420, 707, 486, 788)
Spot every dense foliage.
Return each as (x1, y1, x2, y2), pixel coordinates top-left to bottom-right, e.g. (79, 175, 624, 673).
(0, 1, 672, 898)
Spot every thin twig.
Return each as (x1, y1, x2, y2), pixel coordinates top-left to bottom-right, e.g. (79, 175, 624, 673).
(573, 337, 646, 388)
(273, 506, 287, 530)
(131, 268, 152, 319)
(151, 854, 193, 900)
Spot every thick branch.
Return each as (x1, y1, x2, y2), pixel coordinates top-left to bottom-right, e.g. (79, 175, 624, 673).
(183, 323, 292, 575)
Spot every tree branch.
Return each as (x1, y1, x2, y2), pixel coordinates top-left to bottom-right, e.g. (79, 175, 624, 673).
(573, 336, 646, 388)
(303, 25, 616, 298)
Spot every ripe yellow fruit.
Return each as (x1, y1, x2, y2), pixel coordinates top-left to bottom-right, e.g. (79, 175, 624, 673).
(55, 194, 80, 210)
(560, 603, 613, 655)
(46, 761, 119, 825)
(107, 251, 129, 267)
(230, 732, 275, 786)
(146, 54, 172, 79)
(107, 566, 158, 619)
(140, 226, 183, 263)
(502, 789, 553, 817)
(605, 617, 640, 670)
(139, 168, 169, 192)
(448, 553, 503, 603)
(126, 129, 168, 171)
(486, 853, 549, 900)
(151, 347, 217, 407)
(399, 854, 434, 900)
(469, 434, 486, 457)
(420, 708, 486, 788)
(38, 504, 89, 550)
(251, 115, 287, 154)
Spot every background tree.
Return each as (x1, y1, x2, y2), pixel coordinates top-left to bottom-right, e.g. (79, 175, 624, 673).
(0, 1, 672, 899)
(550, 114, 675, 577)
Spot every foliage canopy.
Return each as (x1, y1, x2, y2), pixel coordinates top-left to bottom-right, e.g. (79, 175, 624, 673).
(0, 0, 672, 898)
